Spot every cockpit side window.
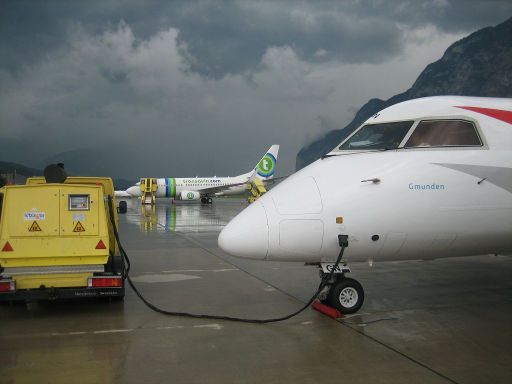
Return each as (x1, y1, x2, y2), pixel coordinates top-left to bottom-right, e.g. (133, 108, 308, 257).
(405, 120, 482, 148)
(339, 121, 414, 150)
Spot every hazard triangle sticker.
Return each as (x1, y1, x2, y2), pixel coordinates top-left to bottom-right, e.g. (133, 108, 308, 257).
(73, 221, 86, 232)
(28, 221, 42, 232)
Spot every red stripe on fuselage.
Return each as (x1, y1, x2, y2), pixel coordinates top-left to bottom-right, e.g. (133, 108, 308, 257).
(456, 106, 512, 125)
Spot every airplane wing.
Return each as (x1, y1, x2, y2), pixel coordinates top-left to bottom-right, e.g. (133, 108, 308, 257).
(197, 181, 250, 196)
(115, 190, 132, 197)
(197, 176, 287, 197)
(264, 175, 289, 184)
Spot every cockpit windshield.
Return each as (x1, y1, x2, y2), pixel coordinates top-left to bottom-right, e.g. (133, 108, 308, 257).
(339, 121, 414, 150)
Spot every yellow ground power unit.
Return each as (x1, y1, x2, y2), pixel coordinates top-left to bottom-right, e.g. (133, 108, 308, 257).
(0, 175, 125, 301)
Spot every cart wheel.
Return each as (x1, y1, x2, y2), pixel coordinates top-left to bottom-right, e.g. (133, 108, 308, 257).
(118, 201, 127, 214)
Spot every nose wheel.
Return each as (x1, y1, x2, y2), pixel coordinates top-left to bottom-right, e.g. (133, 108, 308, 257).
(327, 277, 364, 314)
(318, 264, 364, 314)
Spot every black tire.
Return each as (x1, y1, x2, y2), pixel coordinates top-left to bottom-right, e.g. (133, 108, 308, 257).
(207, 198, 213, 204)
(116, 256, 126, 275)
(118, 201, 127, 214)
(107, 256, 126, 275)
(201, 197, 207, 204)
(327, 278, 364, 314)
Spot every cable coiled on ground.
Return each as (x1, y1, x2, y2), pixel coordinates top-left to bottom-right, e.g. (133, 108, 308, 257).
(107, 197, 345, 324)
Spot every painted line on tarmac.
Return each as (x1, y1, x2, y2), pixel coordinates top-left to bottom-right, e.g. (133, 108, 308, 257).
(131, 273, 201, 283)
(1, 323, 228, 340)
(93, 329, 134, 334)
(140, 268, 239, 274)
(193, 324, 223, 330)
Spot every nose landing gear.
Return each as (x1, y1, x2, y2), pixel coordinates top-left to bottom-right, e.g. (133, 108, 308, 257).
(318, 267, 365, 314)
(316, 235, 365, 314)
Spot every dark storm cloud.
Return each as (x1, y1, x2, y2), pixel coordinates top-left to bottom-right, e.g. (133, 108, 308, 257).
(351, 0, 512, 33)
(169, 1, 405, 77)
(2, 1, 511, 78)
(0, 1, 511, 178)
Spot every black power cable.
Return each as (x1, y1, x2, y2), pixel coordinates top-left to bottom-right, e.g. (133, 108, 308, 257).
(107, 197, 346, 323)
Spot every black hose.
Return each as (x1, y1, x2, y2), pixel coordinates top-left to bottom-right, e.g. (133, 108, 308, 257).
(107, 197, 345, 323)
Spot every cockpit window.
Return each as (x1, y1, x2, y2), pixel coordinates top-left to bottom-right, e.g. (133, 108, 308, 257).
(405, 120, 482, 148)
(339, 121, 414, 150)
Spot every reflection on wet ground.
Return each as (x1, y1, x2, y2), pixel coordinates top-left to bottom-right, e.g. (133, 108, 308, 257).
(122, 198, 235, 233)
(1, 198, 512, 384)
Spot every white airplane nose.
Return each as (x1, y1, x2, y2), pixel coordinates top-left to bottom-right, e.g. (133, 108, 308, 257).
(126, 186, 141, 197)
(218, 201, 269, 259)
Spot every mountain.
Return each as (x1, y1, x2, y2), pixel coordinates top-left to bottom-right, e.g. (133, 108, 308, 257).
(0, 160, 42, 177)
(0, 159, 134, 189)
(41, 148, 116, 177)
(41, 148, 137, 189)
(296, 17, 512, 170)
(0, 138, 48, 167)
(0, 160, 42, 184)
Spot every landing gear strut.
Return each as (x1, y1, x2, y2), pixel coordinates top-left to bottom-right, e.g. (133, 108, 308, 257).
(317, 236, 365, 314)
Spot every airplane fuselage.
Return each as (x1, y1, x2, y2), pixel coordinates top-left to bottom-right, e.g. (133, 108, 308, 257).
(127, 176, 250, 199)
(257, 149, 512, 263)
(219, 97, 512, 264)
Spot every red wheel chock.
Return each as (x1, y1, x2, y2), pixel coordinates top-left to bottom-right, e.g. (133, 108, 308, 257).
(311, 300, 342, 319)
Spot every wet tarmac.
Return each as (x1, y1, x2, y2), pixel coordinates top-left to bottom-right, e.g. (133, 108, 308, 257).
(1, 198, 511, 383)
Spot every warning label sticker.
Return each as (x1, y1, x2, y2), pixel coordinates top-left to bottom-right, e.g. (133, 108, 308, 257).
(72, 213, 86, 222)
(73, 221, 86, 232)
(29, 221, 42, 232)
(24, 212, 46, 221)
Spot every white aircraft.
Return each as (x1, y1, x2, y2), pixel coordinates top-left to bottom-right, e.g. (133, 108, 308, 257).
(117, 145, 279, 204)
(218, 96, 512, 314)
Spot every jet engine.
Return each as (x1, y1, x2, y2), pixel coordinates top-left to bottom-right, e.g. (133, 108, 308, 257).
(179, 191, 201, 201)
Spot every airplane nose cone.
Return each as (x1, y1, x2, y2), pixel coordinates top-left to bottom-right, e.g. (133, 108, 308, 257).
(126, 186, 141, 197)
(218, 201, 269, 259)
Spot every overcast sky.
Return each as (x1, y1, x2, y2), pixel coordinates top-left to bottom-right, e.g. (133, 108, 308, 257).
(1, 1, 511, 178)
